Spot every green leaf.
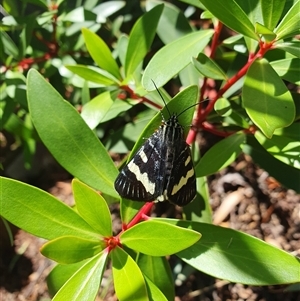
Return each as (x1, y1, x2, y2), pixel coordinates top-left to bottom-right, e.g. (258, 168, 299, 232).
(163, 219, 300, 285)
(193, 53, 227, 80)
(234, 0, 262, 52)
(214, 97, 232, 116)
(142, 30, 214, 90)
(41, 236, 104, 264)
(255, 126, 300, 169)
(81, 91, 114, 130)
(5, 70, 27, 108)
(270, 58, 300, 85)
(143, 276, 168, 301)
(195, 132, 246, 177)
(112, 246, 148, 301)
(244, 135, 300, 193)
(255, 22, 276, 41)
(0, 177, 97, 240)
(125, 4, 164, 76)
(106, 113, 154, 153)
(92, 1, 126, 19)
(116, 34, 128, 66)
(64, 7, 97, 22)
(199, 0, 258, 40)
(120, 220, 201, 256)
(146, 0, 192, 44)
(103, 98, 136, 124)
(82, 28, 121, 80)
(72, 179, 112, 236)
(179, 62, 203, 87)
(275, 40, 300, 58)
(65, 65, 118, 85)
(274, 0, 300, 40)
(243, 59, 295, 138)
(180, 0, 205, 9)
(1, 30, 19, 58)
(27, 69, 119, 198)
(137, 254, 174, 301)
(53, 252, 108, 301)
(47, 260, 89, 297)
(260, 0, 285, 30)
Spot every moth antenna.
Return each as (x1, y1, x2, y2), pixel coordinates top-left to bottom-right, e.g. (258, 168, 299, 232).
(151, 79, 172, 118)
(177, 98, 210, 118)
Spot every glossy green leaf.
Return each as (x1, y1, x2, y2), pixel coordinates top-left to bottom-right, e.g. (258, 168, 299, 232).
(0, 97, 15, 129)
(82, 28, 121, 79)
(65, 65, 118, 85)
(41, 236, 104, 264)
(223, 111, 250, 129)
(112, 246, 148, 301)
(255, 126, 300, 169)
(120, 220, 201, 256)
(199, 0, 258, 40)
(106, 113, 154, 153)
(274, 0, 300, 40)
(27, 69, 119, 198)
(117, 34, 128, 66)
(260, 0, 285, 30)
(0, 177, 98, 240)
(162, 219, 300, 285)
(195, 132, 246, 177)
(125, 4, 163, 76)
(64, 7, 97, 22)
(179, 0, 205, 9)
(5, 70, 27, 108)
(1, 30, 19, 58)
(53, 252, 108, 301)
(142, 30, 213, 90)
(99, 98, 135, 124)
(193, 53, 227, 80)
(244, 135, 300, 193)
(137, 254, 174, 301)
(214, 97, 232, 116)
(81, 81, 90, 105)
(81, 91, 114, 130)
(243, 59, 295, 138)
(255, 22, 276, 41)
(92, 1, 126, 19)
(72, 179, 112, 236)
(179, 62, 203, 87)
(270, 58, 300, 85)
(234, 0, 262, 52)
(275, 40, 300, 58)
(47, 260, 89, 297)
(146, 0, 192, 44)
(144, 276, 168, 301)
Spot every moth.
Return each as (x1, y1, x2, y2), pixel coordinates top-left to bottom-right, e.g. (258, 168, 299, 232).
(114, 84, 197, 206)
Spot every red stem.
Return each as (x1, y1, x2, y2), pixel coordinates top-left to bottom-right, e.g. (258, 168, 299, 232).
(121, 202, 154, 232)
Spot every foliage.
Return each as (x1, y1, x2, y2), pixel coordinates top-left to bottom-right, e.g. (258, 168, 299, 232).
(1, 0, 300, 300)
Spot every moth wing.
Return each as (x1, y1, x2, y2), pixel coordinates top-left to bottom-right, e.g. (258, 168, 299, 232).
(114, 131, 166, 201)
(166, 142, 196, 206)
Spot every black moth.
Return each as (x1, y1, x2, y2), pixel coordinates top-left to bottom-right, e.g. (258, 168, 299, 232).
(114, 84, 196, 206)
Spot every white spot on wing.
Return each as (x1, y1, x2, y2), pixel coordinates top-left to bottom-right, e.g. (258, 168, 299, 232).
(171, 169, 195, 195)
(184, 156, 191, 166)
(127, 161, 156, 194)
(139, 150, 148, 163)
